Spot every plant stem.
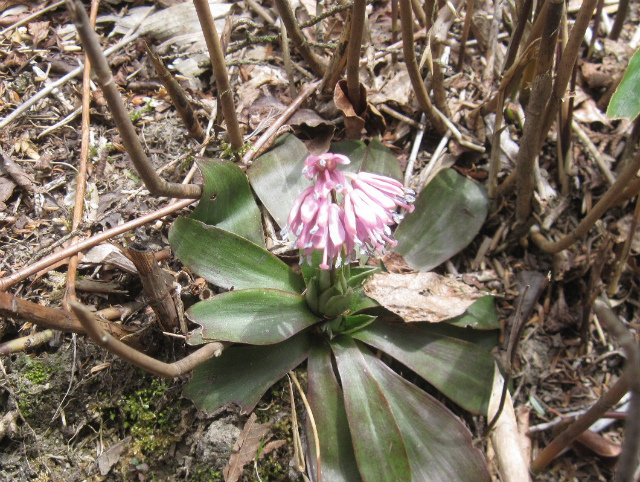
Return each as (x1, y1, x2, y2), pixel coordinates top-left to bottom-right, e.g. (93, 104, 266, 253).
(515, 0, 562, 224)
(609, 0, 629, 40)
(399, 0, 446, 135)
(193, 0, 244, 152)
(503, 0, 533, 71)
(273, 0, 326, 77)
(67, 0, 201, 199)
(70, 301, 225, 378)
(346, 0, 367, 113)
(538, 0, 598, 150)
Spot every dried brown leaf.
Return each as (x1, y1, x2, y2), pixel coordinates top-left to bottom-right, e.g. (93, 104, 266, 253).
(573, 430, 622, 459)
(363, 272, 484, 322)
(223, 413, 272, 482)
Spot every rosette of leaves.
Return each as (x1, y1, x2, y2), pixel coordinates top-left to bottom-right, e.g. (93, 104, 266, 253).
(169, 135, 498, 481)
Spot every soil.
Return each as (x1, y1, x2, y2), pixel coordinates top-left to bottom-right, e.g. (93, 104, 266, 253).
(0, 0, 638, 481)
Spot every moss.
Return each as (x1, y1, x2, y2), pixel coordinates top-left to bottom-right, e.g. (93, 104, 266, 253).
(22, 358, 53, 384)
(116, 378, 185, 455)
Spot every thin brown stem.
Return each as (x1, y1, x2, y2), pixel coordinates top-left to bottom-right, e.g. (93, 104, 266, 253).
(410, 0, 427, 27)
(321, 10, 351, 95)
(65, 0, 99, 309)
(531, 149, 640, 253)
(503, 0, 533, 71)
(145, 43, 205, 143)
(516, 0, 563, 223)
(70, 301, 224, 378)
(273, 0, 326, 78)
(346, 0, 367, 113)
(423, 0, 435, 32)
(193, 0, 243, 151)
(538, 0, 598, 150)
(399, 0, 447, 135)
(457, 0, 476, 71)
(609, 0, 629, 41)
(67, 0, 201, 199)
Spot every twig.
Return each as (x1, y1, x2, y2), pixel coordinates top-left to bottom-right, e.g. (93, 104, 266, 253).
(0, 330, 54, 355)
(299, 2, 353, 29)
(245, 0, 276, 25)
(145, 43, 205, 143)
(242, 80, 321, 164)
(378, 104, 421, 128)
(280, 20, 297, 98)
(65, 0, 99, 309)
(609, 0, 629, 40)
(405, 113, 427, 187)
(530, 149, 640, 253)
(399, 0, 446, 135)
(346, 0, 367, 114)
(572, 120, 615, 185)
(457, 0, 476, 71)
(273, 0, 326, 77)
(289, 372, 321, 480)
(0, 198, 194, 291)
(321, 9, 351, 95)
(193, 0, 243, 152)
(70, 301, 224, 378)
(503, 0, 534, 71)
(67, 0, 201, 199)
(515, 0, 563, 224)
(0, 147, 37, 193)
(538, 0, 598, 150)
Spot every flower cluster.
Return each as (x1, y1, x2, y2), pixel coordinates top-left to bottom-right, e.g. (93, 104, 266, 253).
(283, 153, 415, 270)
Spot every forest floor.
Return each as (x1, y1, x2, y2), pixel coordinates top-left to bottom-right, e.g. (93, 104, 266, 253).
(0, 0, 639, 480)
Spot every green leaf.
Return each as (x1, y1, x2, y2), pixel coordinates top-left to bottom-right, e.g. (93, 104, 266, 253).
(361, 348, 491, 481)
(339, 314, 377, 335)
(608, 47, 640, 120)
(347, 265, 379, 287)
(323, 288, 355, 317)
(184, 332, 310, 414)
(331, 137, 403, 180)
(331, 336, 411, 482)
(307, 342, 362, 482)
(247, 134, 311, 228)
(187, 289, 320, 345)
(394, 169, 489, 271)
(447, 296, 501, 329)
(190, 159, 264, 246)
(169, 217, 304, 293)
(353, 321, 495, 415)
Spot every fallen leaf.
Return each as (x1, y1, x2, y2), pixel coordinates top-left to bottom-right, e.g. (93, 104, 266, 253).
(573, 430, 622, 459)
(27, 21, 50, 46)
(223, 413, 272, 482)
(97, 437, 131, 476)
(363, 272, 484, 322)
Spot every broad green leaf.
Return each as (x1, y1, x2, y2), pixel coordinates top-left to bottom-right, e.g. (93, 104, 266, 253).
(187, 289, 320, 345)
(361, 348, 491, 481)
(608, 47, 640, 120)
(353, 321, 494, 415)
(447, 296, 501, 329)
(331, 336, 411, 482)
(184, 332, 310, 414)
(394, 169, 489, 271)
(170, 217, 304, 293)
(331, 137, 403, 180)
(307, 342, 362, 482)
(190, 159, 264, 246)
(247, 134, 311, 228)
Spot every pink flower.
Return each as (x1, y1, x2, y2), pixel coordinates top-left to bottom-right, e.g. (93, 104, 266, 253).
(284, 153, 415, 269)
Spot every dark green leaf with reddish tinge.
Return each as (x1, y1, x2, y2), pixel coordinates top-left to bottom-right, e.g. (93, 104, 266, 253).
(394, 169, 488, 271)
(169, 217, 304, 293)
(307, 342, 362, 482)
(608, 47, 640, 120)
(190, 158, 264, 246)
(247, 134, 311, 229)
(353, 321, 494, 415)
(187, 289, 320, 345)
(331, 137, 403, 180)
(184, 332, 310, 414)
(361, 348, 491, 481)
(447, 295, 500, 329)
(331, 336, 411, 482)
